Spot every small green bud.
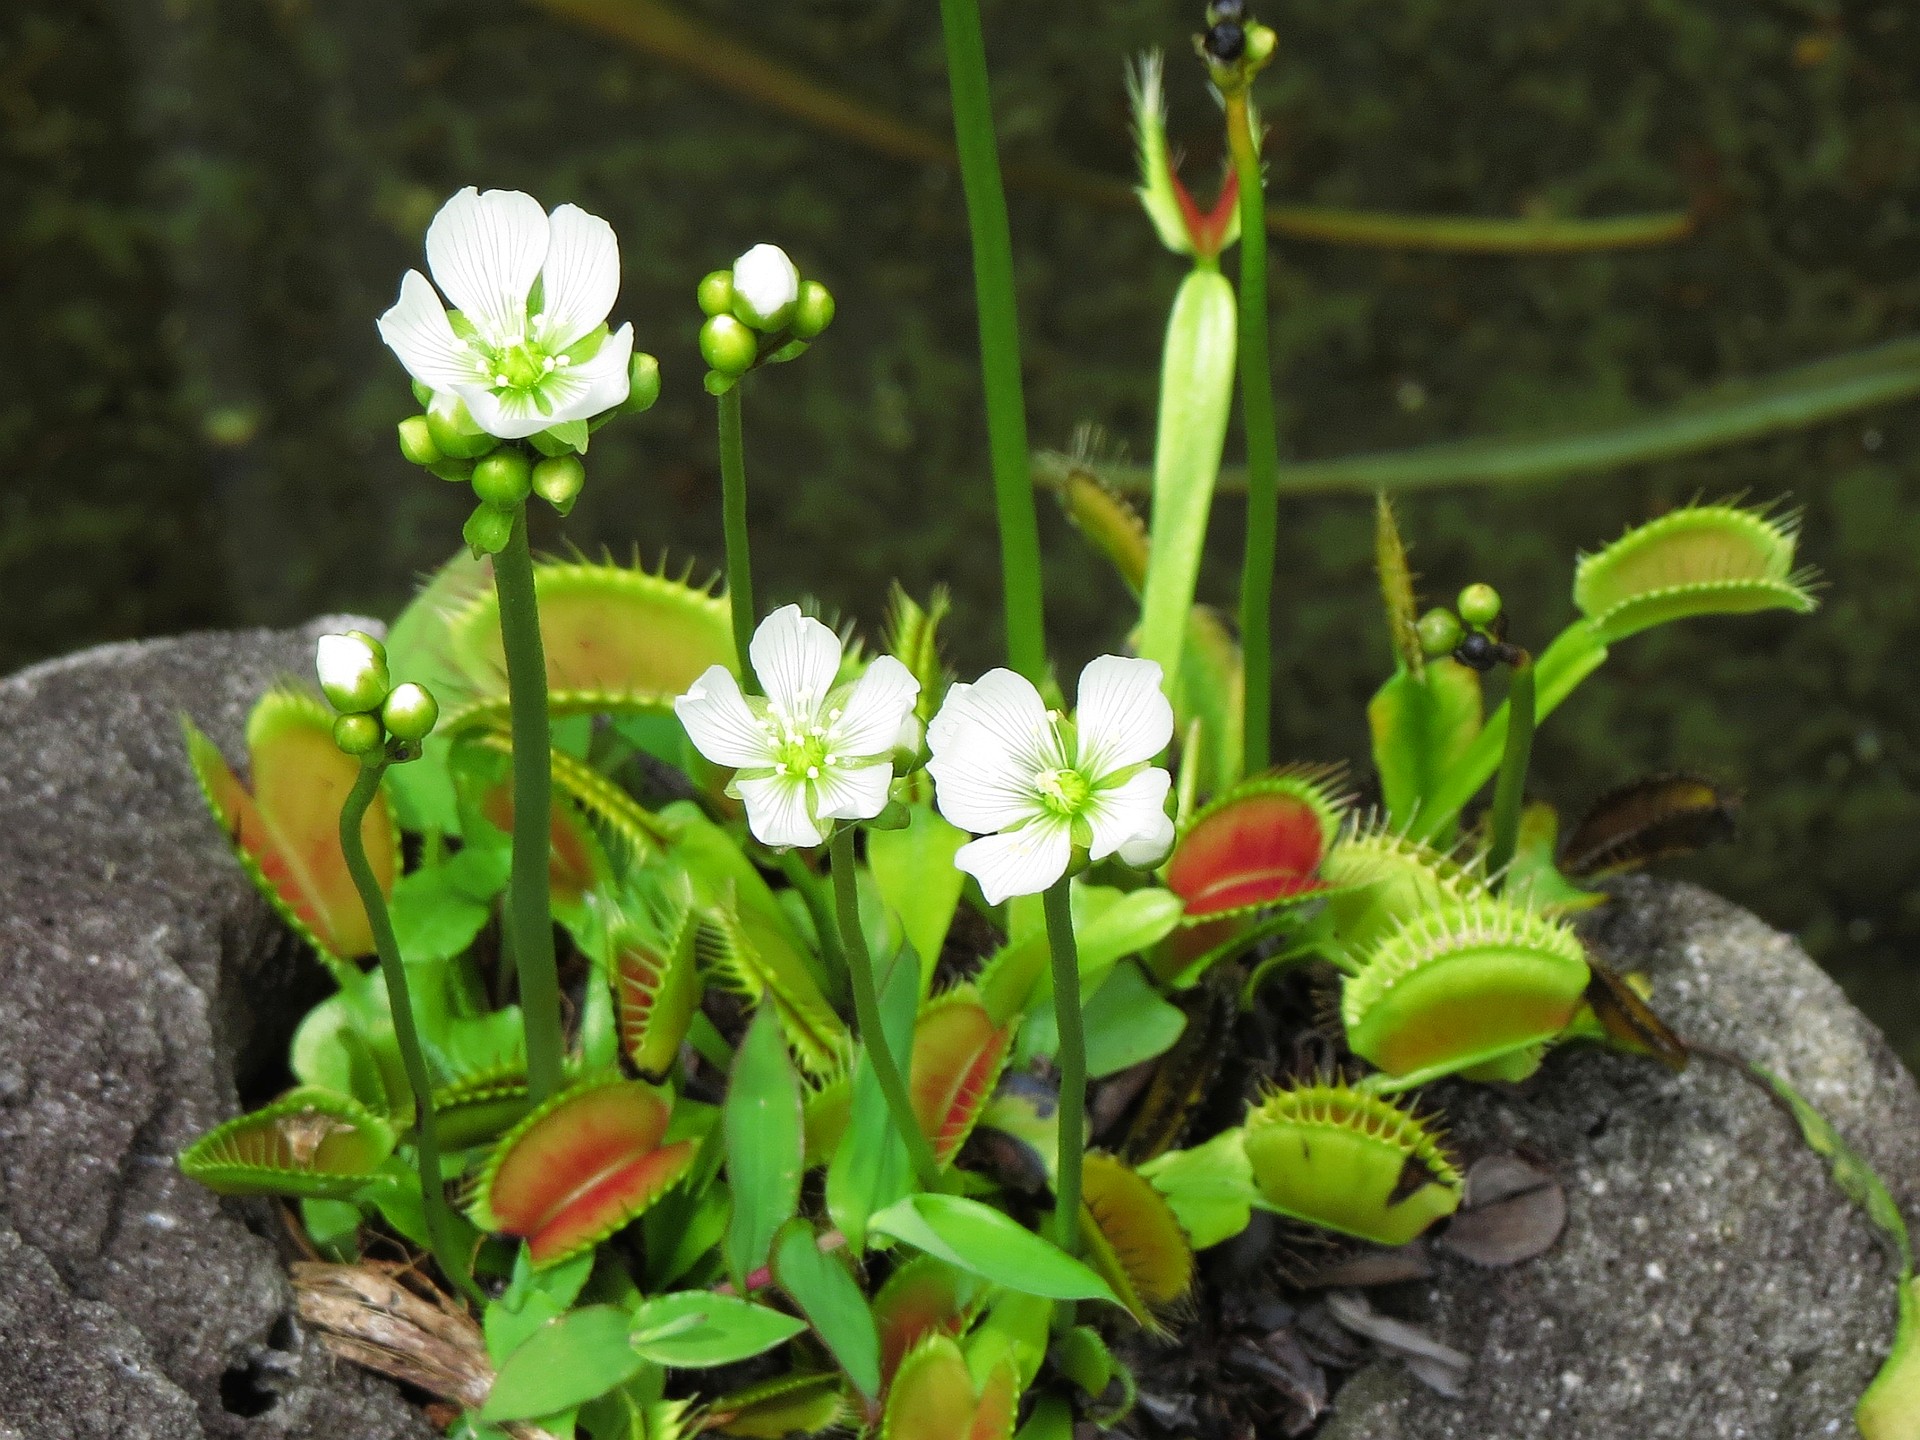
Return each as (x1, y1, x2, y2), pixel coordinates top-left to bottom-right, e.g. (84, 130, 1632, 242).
(729, 243, 800, 331)
(790, 280, 835, 340)
(700, 314, 758, 376)
(697, 269, 736, 318)
(703, 369, 738, 397)
(426, 393, 497, 460)
(463, 502, 515, 558)
(471, 448, 533, 506)
(1245, 21, 1277, 67)
(315, 631, 391, 713)
(427, 458, 474, 484)
(381, 681, 439, 742)
(333, 712, 384, 757)
(622, 353, 662, 414)
(397, 415, 443, 467)
(1416, 607, 1464, 658)
(532, 454, 586, 516)
(1457, 583, 1503, 629)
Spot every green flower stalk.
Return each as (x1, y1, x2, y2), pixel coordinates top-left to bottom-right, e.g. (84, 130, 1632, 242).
(1042, 877, 1085, 1259)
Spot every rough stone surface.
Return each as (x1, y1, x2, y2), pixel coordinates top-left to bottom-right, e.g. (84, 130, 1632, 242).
(1319, 876, 1920, 1440)
(0, 625, 430, 1440)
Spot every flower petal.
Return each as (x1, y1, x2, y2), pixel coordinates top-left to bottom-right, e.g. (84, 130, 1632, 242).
(1118, 807, 1176, 870)
(376, 270, 491, 393)
(736, 772, 826, 849)
(812, 760, 893, 824)
(1084, 766, 1173, 863)
(675, 665, 774, 769)
(536, 204, 621, 351)
(828, 656, 920, 760)
(750, 606, 842, 719)
(425, 187, 549, 347)
(1074, 655, 1174, 779)
(954, 819, 1072, 906)
(926, 669, 1061, 836)
(452, 382, 550, 441)
(458, 325, 634, 438)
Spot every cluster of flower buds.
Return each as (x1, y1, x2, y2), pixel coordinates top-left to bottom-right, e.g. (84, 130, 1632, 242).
(315, 631, 439, 762)
(1199, 0, 1276, 84)
(1417, 583, 1525, 672)
(697, 244, 835, 396)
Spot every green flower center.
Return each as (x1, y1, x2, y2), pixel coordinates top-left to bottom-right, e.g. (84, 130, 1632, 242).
(764, 700, 843, 782)
(1034, 766, 1092, 819)
(490, 339, 567, 392)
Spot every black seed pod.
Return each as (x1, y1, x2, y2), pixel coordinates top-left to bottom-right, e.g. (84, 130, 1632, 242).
(1205, 21, 1246, 61)
(1453, 630, 1498, 672)
(1209, 0, 1248, 21)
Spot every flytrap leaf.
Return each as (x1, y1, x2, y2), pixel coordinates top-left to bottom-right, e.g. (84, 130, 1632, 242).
(178, 1089, 396, 1199)
(1241, 1078, 1463, 1246)
(627, 1291, 808, 1369)
(440, 558, 736, 730)
(477, 1077, 697, 1268)
(698, 883, 850, 1080)
(1573, 501, 1818, 643)
(1558, 774, 1741, 879)
(430, 1067, 531, 1151)
(706, 1372, 849, 1438)
(872, 1255, 993, 1389)
(880, 1333, 1019, 1440)
(1164, 769, 1348, 922)
(605, 873, 702, 1079)
(184, 690, 399, 975)
(1341, 897, 1591, 1087)
(1319, 821, 1492, 958)
(1078, 1153, 1194, 1331)
(910, 988, 1016, 1167)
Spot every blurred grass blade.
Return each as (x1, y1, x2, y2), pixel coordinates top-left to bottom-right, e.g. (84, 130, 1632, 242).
(1037, 334, 1920, 499)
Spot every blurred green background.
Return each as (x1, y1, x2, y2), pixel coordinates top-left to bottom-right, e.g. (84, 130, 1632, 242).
(6, 0, 1918, 1068)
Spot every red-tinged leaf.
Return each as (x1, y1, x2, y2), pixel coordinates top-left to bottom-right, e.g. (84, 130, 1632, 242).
(871, 1256, 991, 1389)
(184, 691, 398, 966)
(478, 1078, 696, 1268)
(909, 990, 1014, 1167)
(879, 1335, 1018, 1440)
(1164, 769, 1347, 922)
(479, 776, 604, 904)
(610, 881, 702, 1081)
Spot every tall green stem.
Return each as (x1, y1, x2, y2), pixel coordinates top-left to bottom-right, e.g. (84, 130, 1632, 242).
(340, 761, 482, 1305)
(718, 385, 760, 692)
(830, 828, 940, 1191)
(1042, 878, 1084, 1258)
(1486, 656, 1537, 885)
(493, 507, 563, 1104)
(936, 0, 1046, 683)
(1227, 90, 1280, 776)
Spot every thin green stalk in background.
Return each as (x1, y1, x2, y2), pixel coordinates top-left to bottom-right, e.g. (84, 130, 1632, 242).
(1043, 877, 1085, 1259)
(340, 760, 482, 1305)
(1227, 90, 1280, 776)
(718, 386, 760, 692)
(830, 828, 940, 1191)
(492, 508, 564, 1104)
(1485, 657, 1536, 884)
(936, 0, 1046, 684)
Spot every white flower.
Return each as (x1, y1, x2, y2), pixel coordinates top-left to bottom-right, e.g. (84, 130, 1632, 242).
(731, 244, 800, 330)
(377, 187, 634, 439)
(675, 606, 919, 849)
(315, 632, 389, 714)
(927, 656, 1175, 904)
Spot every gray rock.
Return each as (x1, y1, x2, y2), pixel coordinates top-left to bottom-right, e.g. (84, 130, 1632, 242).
(1320, 876, 1920, 1440)
(0, 625, 429, 1439)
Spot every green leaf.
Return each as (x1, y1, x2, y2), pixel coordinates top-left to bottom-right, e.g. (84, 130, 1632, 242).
(482, 1304, 646, 1422)
(1012, 1393, 1077, 1440)
(867, 808, 968, 999)
(771, 1218, 883, 1400)
(1081, 962, 1187, 1078)
(827, 944, 920, 1251)
(980, 883, 1185, 1025)
(627, 1292, 807, 1368)
(1137, 1129, 1259, 1250)
(1368, 659, 1483, 836)
(724, 1005, 805, 1287)
(867, 1194, 1119, 1305)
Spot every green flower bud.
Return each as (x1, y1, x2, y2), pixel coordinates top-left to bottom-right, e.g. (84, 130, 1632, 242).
(1245, 21, 1277, 67)
(333, 712, 384, 757)
(704, 369, 738, 397)
(729, 243, 800, 331)
(463, 502, 515, 558)
(426, 393, 498, 460)
(428, 458, 474, 484)
(315, 631, 391, 713)
(1416, 607, 1464, 658)
(789, 280, 835, 340)
(622, 353, 662, 414)
(397, 414, 443, 467)
(700, 314, 758, 376)
(471, 448, 533, 506)
(532, 454, 586, 516)
(697, 269, 736, 318)
(381, 681, 439, 742)
(1457, 583, 1503, 629)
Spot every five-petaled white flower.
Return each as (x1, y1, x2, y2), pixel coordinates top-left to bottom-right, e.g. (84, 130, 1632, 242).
(927, 656, 1175, 905)
(675, 606, 919, 849)
(377, 187, 634, 439)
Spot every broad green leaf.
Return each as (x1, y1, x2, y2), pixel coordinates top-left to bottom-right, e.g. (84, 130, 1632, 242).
(387, 867, 491, 967)
(867, 808, 968, 998)
(867, 1194, 1118, 1306)
(828, 945, 920, 1251)
(1016, 958, 1187, 1077)
(771, 1218, 883, 1400)
(1012, 1393, 1076, 1440)
(1138, 1128, 1259, 1251)
(627, 1292, 807, 1368)
(382, 550, 491, 833)
(724, 1006, 805, 1287)
(980, 883, 1184, 1025)
(483, 1303, 645, 1422)
(1369, 660, 1482, 835)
